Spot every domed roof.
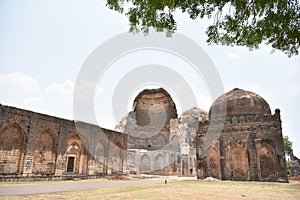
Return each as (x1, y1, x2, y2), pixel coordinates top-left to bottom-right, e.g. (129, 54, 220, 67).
(181, 107, 208, 118)
(180, 107, 208, 122)
(133, 88, 177, 125)
(209, 88, 271, 119)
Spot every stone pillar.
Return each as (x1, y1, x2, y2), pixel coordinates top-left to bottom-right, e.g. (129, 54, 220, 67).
(23, 155, 34, 175)
(275, 130, 288, 182)
(22, 118, 35, 175)
(197, 158, 205, 179)
(248, 132, 258, 181)
(273, 110, 288, 182)
(54, 123, 67, 175)
(107, 134, 112, 175)
(219, 136, 226, 180)
(122, 136, 127, 173)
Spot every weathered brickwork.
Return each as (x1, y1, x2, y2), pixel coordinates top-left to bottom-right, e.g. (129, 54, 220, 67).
(290, 154, 300, 175)
(32, 131, 56, 174)
(0, 125, 25, 174)
(117, 88, 183, 175)
(0, 87, 288, 183)
(196, 88, 288, 182)
(0, 104, 127, 179)
(117, 88, 207, 176)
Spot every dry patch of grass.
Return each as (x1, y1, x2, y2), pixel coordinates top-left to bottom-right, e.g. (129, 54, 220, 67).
(1, 180, 300, 200)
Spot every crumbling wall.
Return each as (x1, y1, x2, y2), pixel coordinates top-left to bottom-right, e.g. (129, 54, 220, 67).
(0, 104, 127, 179)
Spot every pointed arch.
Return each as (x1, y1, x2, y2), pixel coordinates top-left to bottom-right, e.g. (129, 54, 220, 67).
(127, 153, 135, 165)
(228, 146, 248, 181)
(140, 154, 150, 172)
(0, 124, 26, 174)
(95, 141, 105, 162)
(258, 143, 276, 180)
(112, 141, 124, 173)
(205, 147, 221, 179)
(154, 154, 164, 171)
(93, 140, 107, 174)
(32, 130, 56, 174)
(65, 134, 87, 174)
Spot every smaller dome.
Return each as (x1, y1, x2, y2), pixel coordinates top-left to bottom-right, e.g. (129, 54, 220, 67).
(209, 88, 271, 119)
(180, 107, 208, 121)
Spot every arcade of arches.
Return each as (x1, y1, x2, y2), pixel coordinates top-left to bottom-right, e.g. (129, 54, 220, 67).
(0, 87, 288, 182)
(116, 88, 287, 182)
(0, 105, 126, 179)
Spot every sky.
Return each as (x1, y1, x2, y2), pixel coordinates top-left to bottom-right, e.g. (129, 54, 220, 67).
(0, 0, 299, 156)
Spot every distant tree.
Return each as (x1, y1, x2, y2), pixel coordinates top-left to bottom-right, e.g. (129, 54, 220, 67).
(286, 160, 292, 172)
(283, 135, 293, 156)
(106, 0, 300, 57)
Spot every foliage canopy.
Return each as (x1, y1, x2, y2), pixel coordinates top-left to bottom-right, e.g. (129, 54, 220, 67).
(283, 135, 293, 156)
(106, 0, 300, 57)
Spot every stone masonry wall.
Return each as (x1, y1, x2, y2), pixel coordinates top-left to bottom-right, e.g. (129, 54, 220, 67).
(196, 111, 288, 182)
(0, 104, 127, 179)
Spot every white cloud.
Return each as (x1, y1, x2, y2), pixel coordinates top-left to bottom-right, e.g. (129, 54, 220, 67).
(0, 73, 42, 105)
(45, 79, 74, 97)
(0, 73, 75, 120)
(228, 52, 239, 60)
(286, 81, 300, 97)
(43, 79, 75, 119)
(24, 97, 43, 106)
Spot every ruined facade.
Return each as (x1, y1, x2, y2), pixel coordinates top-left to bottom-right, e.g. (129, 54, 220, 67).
(170, 108, 208, 176)
(118, 88, 287, 182)
(117, 88, 208, 175)
(0, 87, 288, 182)
(0, 104, 127, 179)
(196, 88, 288, 182)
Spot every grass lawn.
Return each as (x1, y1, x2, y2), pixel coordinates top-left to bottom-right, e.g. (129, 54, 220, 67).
(1, 180, 300, 200)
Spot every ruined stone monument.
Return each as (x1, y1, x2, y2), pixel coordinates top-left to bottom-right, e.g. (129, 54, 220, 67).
(0, 87, 288, 182)
(118, 88, 288, 182)
(116, 88, 201, 175)
(196, 88, 288, 182)
(0, 105, 127, 180)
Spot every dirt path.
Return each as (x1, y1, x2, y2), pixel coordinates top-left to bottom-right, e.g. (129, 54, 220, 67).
(0, 177, 196, 196)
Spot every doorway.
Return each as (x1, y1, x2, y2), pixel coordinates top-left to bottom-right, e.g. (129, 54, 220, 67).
(67, 156, 75, 172)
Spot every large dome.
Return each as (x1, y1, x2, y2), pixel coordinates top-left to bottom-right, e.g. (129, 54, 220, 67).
(133, 88, 177, 125)
(209, 88, 271, 119)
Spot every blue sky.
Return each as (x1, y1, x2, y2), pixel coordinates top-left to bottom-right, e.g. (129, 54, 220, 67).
(0, 0, 300, 156)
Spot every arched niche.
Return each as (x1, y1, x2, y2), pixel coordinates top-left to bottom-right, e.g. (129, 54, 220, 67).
(228, 146, 249, 181)
(0, 124, 26, 174)
(32, 130, 56, 174)
(65, 135, 87, 174)
(111, 141, 124, 173)
(127, 153, 135, 165)
(205, 147, 221, 179)
(95, 141, 105, 162)
(257, 143, 276, 180)
(154, 154, 164, 171)
(94, 141, 106, 174)
(140, 154, 150, 172)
